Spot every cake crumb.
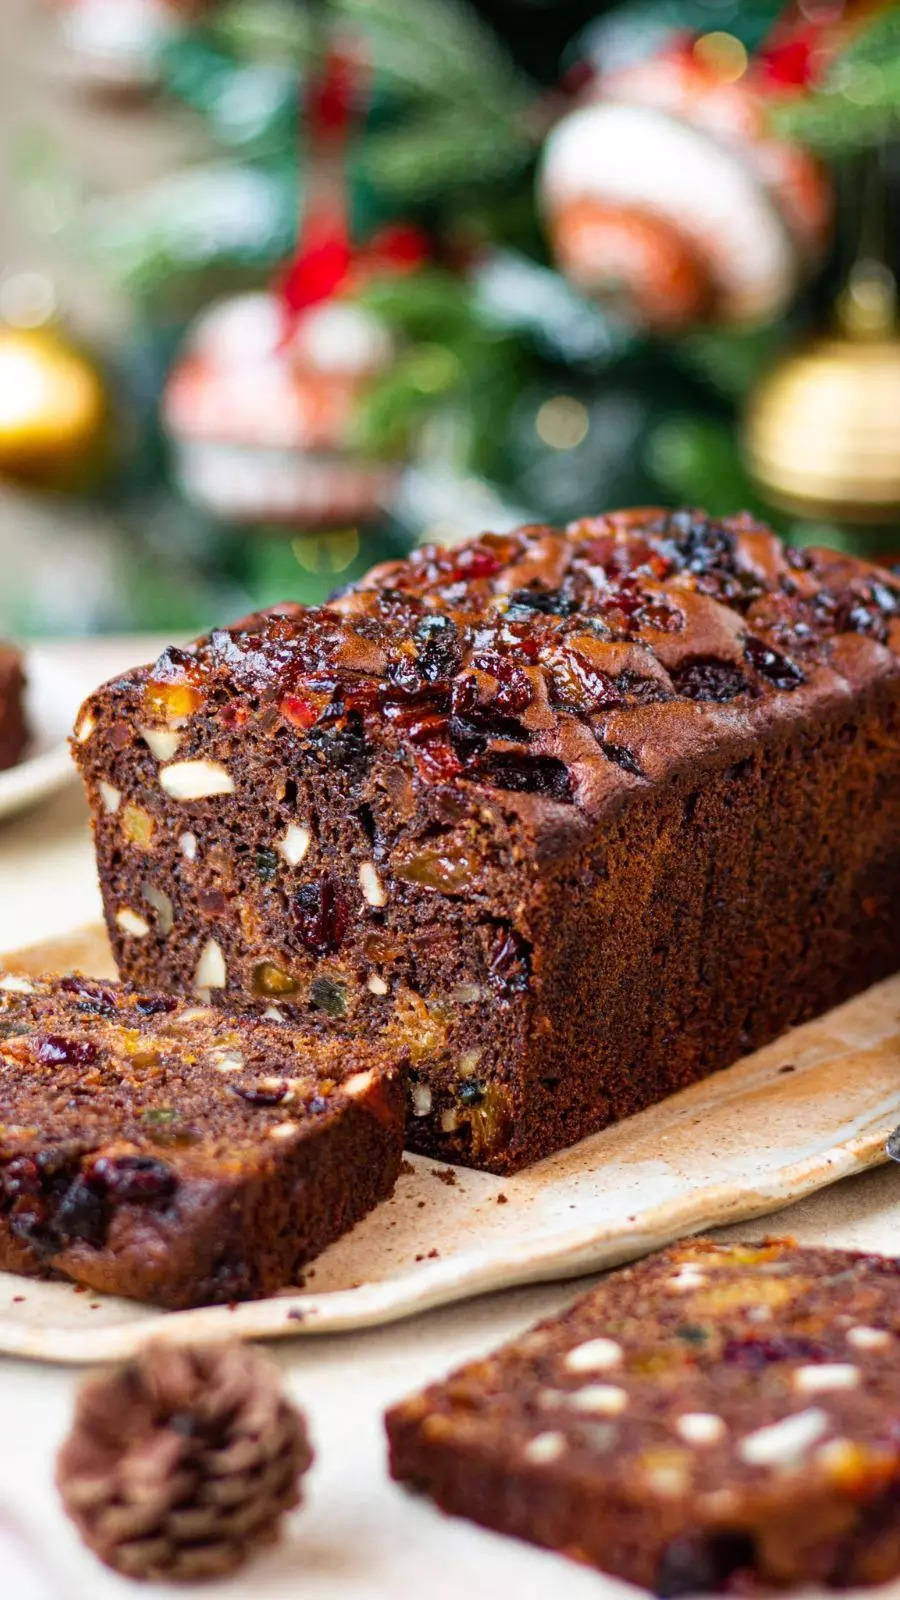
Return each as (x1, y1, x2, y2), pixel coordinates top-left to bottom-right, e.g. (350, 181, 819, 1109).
(431, 1166, 458, 1187)
(496, 1192, 508, 1205)
(399, 1159, 416, 1177)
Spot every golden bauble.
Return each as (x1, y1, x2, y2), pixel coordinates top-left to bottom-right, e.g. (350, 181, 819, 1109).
(0, 325, 107, 488)
(744, 270, 900, 524)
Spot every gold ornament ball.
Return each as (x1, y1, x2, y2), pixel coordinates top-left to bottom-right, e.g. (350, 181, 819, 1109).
(744, 270, 900, 525)
(0, 325, 108, 489)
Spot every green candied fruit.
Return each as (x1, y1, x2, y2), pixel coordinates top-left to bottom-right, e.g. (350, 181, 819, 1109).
(140, 1107, 177, 1126)
(310, 977, 348, 1018)
(255, 847, 280, 885)
(252, 962, 300, 997)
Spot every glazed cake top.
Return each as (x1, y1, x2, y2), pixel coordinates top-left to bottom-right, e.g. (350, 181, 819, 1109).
(86, 509, 900, 813)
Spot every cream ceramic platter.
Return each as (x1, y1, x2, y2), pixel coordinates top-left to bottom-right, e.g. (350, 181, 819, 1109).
(0, 924, 898, 1365)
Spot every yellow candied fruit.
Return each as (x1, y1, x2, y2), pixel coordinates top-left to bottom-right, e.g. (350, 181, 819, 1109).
(817, 1438, 894, 1492)
(143, 680, 203, 725)
(635, 1446, 692, 1497)
(693, 1276, 806, 1315)
(465, 1083, 513, 1159)
(121, 804, 155, 850)
(389, 990, 448, 1063)
(252, 961, 300, 997)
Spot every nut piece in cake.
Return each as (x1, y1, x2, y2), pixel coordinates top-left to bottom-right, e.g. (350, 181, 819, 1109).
(387, 1238, 900, 1593)
(0, 970, 405, 1308)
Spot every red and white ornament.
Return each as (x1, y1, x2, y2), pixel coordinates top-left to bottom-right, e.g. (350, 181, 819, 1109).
(163, 290, 400, 527)
(52, 0, 211, 92)
(540, 39, 832, 329)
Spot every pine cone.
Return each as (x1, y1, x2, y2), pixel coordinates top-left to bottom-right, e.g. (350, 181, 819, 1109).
(56, 1341, 312, 1582)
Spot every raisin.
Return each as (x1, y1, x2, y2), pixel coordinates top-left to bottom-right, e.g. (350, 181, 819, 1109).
(458, 1081, 485, 1106)
(598, 741, 645, 778)
(255, 847, 280, 884)
(656, 1532, 756, 1597)
(34, 1036, 99, 1067)
(656, 509, 737, 576)
(671, 657, 748, 703)
(231, 1082, 289, 1107)
(54, 1177, 108, 1247)
(307, 713, 370, 782)
(743, 635, 804, 690)
(506, 588, 576, 617)
(415, 615, 462, 683)
(90, 1155, 176, 1203)
(294, 878, 349, 955)
(310, 977, 348, 1017)
(475, 753, 573, 802)
(489, 928, 531, 995)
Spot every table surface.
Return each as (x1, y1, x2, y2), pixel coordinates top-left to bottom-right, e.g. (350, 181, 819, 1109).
(2, 639, 899, 1600)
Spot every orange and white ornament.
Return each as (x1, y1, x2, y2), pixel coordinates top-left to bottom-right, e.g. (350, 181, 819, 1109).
(540, 37, 832, 330)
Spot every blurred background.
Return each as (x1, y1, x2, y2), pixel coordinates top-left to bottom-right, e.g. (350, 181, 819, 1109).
(1, 0, 899, 638)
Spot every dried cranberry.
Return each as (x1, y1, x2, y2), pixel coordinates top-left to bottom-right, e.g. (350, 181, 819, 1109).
(35, 1035, 99, 1067)
(2, 1155, 41, 1201)
(671, 658, 748, 703)
(446, 545, 503, 583)
(655, 1532, 756, 1597)
(414, 741, 464, 782)
(471, 655, 533, 717)
(231, 1082, 288, 1107)
(721, 1334, 827, 1369)
(743, 635, 804, 690)
(90, 1155, 176, 1203)
(294, 878, 349, 955)
(59, 977, 118, 1016)
(635, 599, 684, 632)
(489, 928, 531, 994)
(134, 995, 178, 1017)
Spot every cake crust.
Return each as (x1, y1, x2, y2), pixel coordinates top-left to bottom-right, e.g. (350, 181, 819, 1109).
(72, 509, 900, 1171)
(387, 1238, 900, 1593)
(0, 971, 404, 1307)
(0, 644, 27, 771)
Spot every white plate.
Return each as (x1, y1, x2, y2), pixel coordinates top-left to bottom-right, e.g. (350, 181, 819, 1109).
(0, 649, 82, 822)
(0, 926, 898, 1364)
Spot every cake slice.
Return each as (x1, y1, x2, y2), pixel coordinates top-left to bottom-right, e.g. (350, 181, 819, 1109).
(71, 509, 900, 1173)
(0, 643, 26, 771)
(0, 971, 404, 1308)
(388, 1238, 900, 1592)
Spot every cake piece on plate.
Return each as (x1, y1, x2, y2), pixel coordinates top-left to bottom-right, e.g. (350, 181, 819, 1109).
(72, 509, 900, 1172)
(0, 971, 404, 1308)
(0, 643, 26, 771)
(388, 1237, 900, 1593)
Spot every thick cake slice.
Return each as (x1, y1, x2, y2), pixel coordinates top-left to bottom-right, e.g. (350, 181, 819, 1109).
(0, 971, 404, 1308)
(0, 643, 26, 771)
(388, 1238, 900, 1593)
(72, 509, 900, 1173)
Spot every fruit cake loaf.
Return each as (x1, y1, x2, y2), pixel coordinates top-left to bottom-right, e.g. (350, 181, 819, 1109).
(72, 508, 900, 1174)
(0, 643, 26, 771)
(387, 1237, 900, 1593)
(0, 970, 404, 1307)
